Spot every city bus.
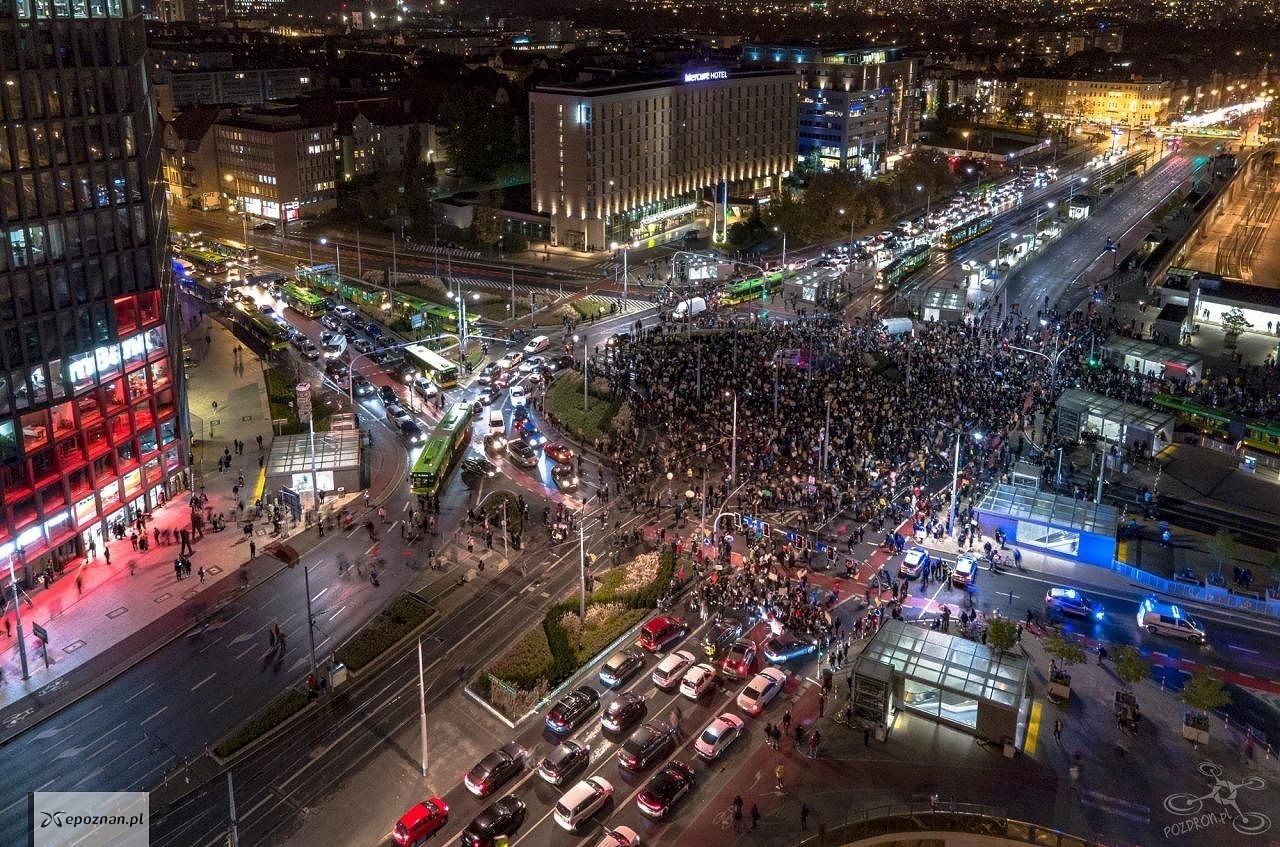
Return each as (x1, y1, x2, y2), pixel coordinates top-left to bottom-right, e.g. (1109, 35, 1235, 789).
(406, 344, 460, 389)
(180, 248, 230, 276)
(420, 304, 481, 335)
(875, 246, 931, 290)
(230, 303, 290, 350)
(281, 283, 327, 319)
(409, 401, 473, 496)
(1150, 394, 1280, 459)
(212, 238, 259, 267)
(718, 271, 785, 306)
(941, 216, 994, 251)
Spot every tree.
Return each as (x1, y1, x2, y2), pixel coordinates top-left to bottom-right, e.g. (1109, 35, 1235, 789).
(986, 617, 1018, 654)
(1181, 672, 1231, 717)
(1221, 307, 1251, 348)
(1205, 528, 1238, 581)
(1043, 631, 1087, 675)
(1110, 644, 1153, 690)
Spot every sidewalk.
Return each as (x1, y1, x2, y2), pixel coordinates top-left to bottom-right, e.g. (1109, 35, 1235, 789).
(0, 300, 340, 737)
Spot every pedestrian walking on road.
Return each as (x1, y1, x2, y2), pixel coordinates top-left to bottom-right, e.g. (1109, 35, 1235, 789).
(782, 708, 792, 736)
(818, 691, 826, 717)
(801, 803, 810, 831)
(775, 763, 785, 790)
(249, 539, 257, 560)
(1053, 719, 1063, 744)
(3, 617, 10, 638)
(103, 546, 111, 566)
(864, 726, 871, 747)
(75, 575, 83, 596)
(750, 803, 760, 830)
(198, 566, 206, 584)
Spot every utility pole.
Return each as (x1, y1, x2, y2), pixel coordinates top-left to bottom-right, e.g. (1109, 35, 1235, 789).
(227, 772, 240, 847)
(11, 549, 30, 680)
(417, 639, 429, 775)
(304, 565, 318, 685)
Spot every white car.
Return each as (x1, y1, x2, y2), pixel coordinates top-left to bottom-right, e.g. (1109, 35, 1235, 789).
(518, 355, 545, 375)
(554, 776, 613, 831)
(594, 826, 639, 847)
(679, 663, 718, 700)
(694, 712, 745, 760)
(496, 351, 523, 370)
(509, 385, 527, 407)
(651, 650, 696, 691)
(522, 334, 550, 355)
(736, 667, 787, 716)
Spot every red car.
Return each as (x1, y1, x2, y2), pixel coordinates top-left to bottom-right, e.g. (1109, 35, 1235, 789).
(638, 615, 688, 653)
(393, 797, 449, 846)
(544, 442, 575, 464)
(720, 638, 757, 680)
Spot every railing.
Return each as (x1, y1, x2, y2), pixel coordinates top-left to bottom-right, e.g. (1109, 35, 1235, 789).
(793, 802, 1144, 847)
(1109, 561, 1280, 620)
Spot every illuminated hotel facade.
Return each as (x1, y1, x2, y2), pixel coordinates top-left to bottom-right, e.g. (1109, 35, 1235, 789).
(529, 68, 799, 252)
(0, 0, 185, 582)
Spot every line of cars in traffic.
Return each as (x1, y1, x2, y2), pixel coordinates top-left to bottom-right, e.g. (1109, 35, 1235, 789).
(393, 608, 811, 845)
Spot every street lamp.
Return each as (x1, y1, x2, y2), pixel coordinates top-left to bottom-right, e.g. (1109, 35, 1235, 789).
(725, 390, 738, 482)
(1068, 176, 1088, 202)
(448, 284, 479, 357)
(773, 226, 787, 274)
(996, 232, 1019, 276)
(573, 334, 587, 411)
(916, 183, 931, 220)
(1033, 201, 1056, 246)
(610, 240, 630, 311)
(949, 429, 985, 538)
(319, 237, 341, 281)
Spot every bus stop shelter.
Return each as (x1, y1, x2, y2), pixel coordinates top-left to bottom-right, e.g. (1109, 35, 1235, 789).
(1056, 387, 1175, 454)
(1100, 335, 1202, 386)
(851, 619, 1031, 751)
(974, 483, 1118, 566)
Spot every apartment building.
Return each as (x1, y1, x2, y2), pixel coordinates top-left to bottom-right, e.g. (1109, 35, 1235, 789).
(214, 105, 336, 224)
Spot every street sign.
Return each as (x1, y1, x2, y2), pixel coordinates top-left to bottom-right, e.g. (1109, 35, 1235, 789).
(280, 487, 302, 519)
(32, 622, 48, 643)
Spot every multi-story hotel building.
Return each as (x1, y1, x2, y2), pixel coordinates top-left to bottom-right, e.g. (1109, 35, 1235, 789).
(743, 45, 921, 175)
(529, 68, 798, 252)
(1015, 76, 1173, 126)
(215, 105, 337, 224)
(0, 0, 185, 581)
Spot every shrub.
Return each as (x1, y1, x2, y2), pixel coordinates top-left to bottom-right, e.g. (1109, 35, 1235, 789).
(334, 594, 432, 672)
(544, 372, 621, 443)
(215, 688, 308, 758)
(489, 627, 556, 691)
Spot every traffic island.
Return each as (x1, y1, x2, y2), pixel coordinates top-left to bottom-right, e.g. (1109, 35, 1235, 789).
(543, 371, 624, 447)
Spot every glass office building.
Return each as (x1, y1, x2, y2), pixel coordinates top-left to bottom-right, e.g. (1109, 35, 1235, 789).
(0, 0, 185, 583)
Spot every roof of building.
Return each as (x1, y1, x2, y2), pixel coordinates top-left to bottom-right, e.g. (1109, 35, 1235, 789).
(171, 106, 223, 142)
(532, 66, 797, 97)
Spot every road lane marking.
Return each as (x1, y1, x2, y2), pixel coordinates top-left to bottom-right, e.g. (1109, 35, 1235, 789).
(124, 682, 155, 703)
(191, 673, 216, 691)
(140, 706, 167, 726)
(1230, 645, 1260, 654)
(209, 694, 235, 714)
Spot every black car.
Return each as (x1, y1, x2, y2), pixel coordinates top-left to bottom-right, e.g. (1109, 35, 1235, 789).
(351, 375, 375, 397)
(461, 454, 499, 477)
(545, 686, 600, 734)
(477, 363, 501, 384)
(379, 385, 398, 405)
(546, 354, 575, 373)
(702, 616, 745, 658)
(463, 741, 526, 797)
(617, 722, 676, 770)
(600, 693, 647, 733)
(538, 740, 590, 786)
(460, 794, 527, 847)
(636, 760, 696, 819)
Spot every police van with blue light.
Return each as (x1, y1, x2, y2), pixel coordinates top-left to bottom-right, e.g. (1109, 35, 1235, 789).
(1137, 597, 1206, 644)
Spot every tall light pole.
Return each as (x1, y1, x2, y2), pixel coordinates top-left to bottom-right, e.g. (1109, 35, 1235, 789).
(822, 398, 832, 476)
(9, 549, 30, 680)
(725, 390, 738, 482)
(574, 334, 587, 411)
(1033, 201, 1056, 246)
(996, 232, 1019, 279)
(773, 226, 787, 274)
(1068, 176, 1088, 202)
(611, 241, 630, 311)
(949, 430, 984, 538)
(916, 183, 931, 220)
(319, 237, 341, 282)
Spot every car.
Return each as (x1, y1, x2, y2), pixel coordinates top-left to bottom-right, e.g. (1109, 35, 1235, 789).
(518, 355, 545, 375)
(679, 663, 718, 700)
(399, 420, 424, 443)
(253, 220, 277, 232)
(522, 335, 550, 355)
(651, 649, 697, 691)
(900, 546, 931, 580)
(594, 826, 640, 847)
(638, 615, 688, 653)
(353, 337, 374, 354)
(518, 419, 546, 447)
(492, 370, 513, 390)
(636, 760, 695, 819)
(412, 375, 438, 399)
(543, 442, 574, 464)
(617, 722, 676, 771)
(545, 685, 600, 734)
(737, 667, 787, 716)
(477, 363, 501, 384)
(511, 403, 529, 425)
(1045, 586, 1105, 621)
(1137, 597, 1207, 644)
(476, 385, 497, 406)
(464, 741, 527, 797)
(601, 692, 647, 733)
(694, 712, 745, 760)
(551, 464, 579, 490)
(378, 384, 398, 405)
(325, 358, 349, 378)
(720, 638, 757, 680)
(506, 439, 538, 468)
(332, 304, 356, 321)
(546, 354, 574, 373)
(392, 797, 449, 846)
(299, 340, 320, 360)
(460, 794, 526, 847)
(761, 630, 816, 665)
(351, 375, 375, 397)
(553, 776, 613, 831)
(599, 647, 645, 688)
(538, 740, 590, 786)
(952, 553, 979, 587)
(385, 401, 409, 423)
(496, 351, 523, 370)
(702, 616, 746, 658)
(483, 433, 507, 456)
(364, 321, 384, 340)
(461, 453, 499, 477)
(509, 385, 527, 407)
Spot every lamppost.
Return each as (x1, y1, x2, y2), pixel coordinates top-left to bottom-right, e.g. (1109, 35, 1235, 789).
(1033, 201, 1056, 246)
(1008, 327, 1086, 385)
(962, 129, 971, 154)
(573, 334, 587, 411)
(996, 232, 1019, 279)
(949, 429, 985, 538)
(448, 284, 479, 358)
(838, 208, 856, 260)
(916, 183, 931, 220)
(724, 389, 738, 482)
(1068, 176, 1088, 202)
(8, 548, 30, 680)
(319, 237, 341, 281)
(773, 226, 787, 274)
(610, 240, 630, 311)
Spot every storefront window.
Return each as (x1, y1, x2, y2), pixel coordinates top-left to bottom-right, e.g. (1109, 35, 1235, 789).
(20, 410, 49, 452)
(138, 427, 157, 455)
(68, 351, 95, 394)
(51, 401, 74, 435)
(122, 468, 141, 499)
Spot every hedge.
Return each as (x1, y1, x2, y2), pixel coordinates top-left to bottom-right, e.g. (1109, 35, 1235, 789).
(544, 372, 620, 444)
(334, 593, 433, 672)
(489, 627, 555, 691)
(215, 687, 308, 758)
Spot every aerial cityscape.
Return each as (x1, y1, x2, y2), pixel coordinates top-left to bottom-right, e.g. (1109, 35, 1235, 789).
(1, 0, 1278, 845)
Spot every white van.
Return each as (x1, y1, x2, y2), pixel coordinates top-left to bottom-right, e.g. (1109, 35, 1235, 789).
(523, 335, 550, 355)
(880, 317, 914, 337)
(671, 296, 708, 320)
(1136, 598, 1206, 644)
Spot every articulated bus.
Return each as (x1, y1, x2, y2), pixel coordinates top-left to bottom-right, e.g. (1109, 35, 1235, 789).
(409, 401, 474, 496)
(281, 283, 327, 319)
(941, 217, 994, 251)
(719, 271, 786, 306)
(1150, 394, 1280, 458)
(406, 344, 460, 389)
(212, 238, 259, 267)
(230, 303, 290, 350)
(875, 246, 932, 291)
(180, 248, 230, 277)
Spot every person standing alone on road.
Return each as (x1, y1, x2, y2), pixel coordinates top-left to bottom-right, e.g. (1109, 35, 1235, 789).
(775, 762, 785, 790)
